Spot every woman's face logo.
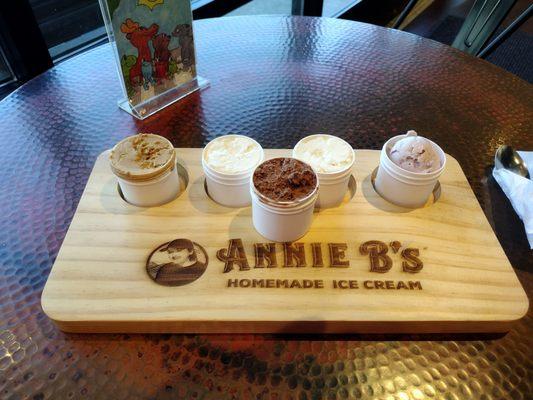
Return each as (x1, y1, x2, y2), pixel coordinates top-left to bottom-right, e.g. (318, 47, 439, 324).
(146, 239, 208, 286)
(167, 246, 194, 267)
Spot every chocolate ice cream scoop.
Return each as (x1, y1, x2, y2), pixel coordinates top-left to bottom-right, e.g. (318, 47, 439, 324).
(388, 130, 441, 173)
(253, 158, 318, 202)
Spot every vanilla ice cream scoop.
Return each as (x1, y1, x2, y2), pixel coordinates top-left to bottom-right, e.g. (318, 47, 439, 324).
(204, 135, 262, 174)
(388, 130, 441, 173)
(293, 134, 354, 173)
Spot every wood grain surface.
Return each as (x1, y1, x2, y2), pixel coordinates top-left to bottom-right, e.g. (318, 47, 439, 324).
(41, 149, 528, 333)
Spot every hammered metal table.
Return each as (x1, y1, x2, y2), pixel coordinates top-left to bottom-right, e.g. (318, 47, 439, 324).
(0, 16, 531, 400)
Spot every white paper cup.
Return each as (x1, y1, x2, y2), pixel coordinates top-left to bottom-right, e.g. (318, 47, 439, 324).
(202, 135, 264, 207)
(250, 158, 319, 242)
(117, 165, 180, 207)
(374, 134, 446, 208)
(293, 134, 355, 208)
(110, 134, 180, 207)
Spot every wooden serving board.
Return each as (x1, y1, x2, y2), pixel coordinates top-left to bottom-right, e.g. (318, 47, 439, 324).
(41, 149, 528, 333)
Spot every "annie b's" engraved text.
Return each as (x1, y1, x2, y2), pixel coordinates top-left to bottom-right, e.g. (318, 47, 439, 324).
(217, 239, 423, 274)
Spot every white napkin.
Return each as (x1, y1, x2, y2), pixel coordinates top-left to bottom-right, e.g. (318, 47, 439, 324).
(492, 151, 533, 249)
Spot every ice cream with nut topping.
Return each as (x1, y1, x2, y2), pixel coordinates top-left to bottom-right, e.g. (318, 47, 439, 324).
(110, 133, 175, 180)
(109, 133, 180, 207)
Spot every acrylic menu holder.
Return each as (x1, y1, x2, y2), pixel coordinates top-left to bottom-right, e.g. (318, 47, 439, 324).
(98, 0, 208, 120)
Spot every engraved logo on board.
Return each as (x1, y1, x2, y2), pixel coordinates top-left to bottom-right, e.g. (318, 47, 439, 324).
(146, 239, 208, 286)
(146, 238, 424, 289)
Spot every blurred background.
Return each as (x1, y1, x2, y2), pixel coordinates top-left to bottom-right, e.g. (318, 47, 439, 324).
(0, 0, 531, 99)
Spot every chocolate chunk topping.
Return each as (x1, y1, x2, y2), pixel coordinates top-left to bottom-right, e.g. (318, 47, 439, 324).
(253, 158, 317, 202)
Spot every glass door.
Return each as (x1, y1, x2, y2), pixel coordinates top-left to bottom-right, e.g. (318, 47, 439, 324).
(0, 45, 15, 87)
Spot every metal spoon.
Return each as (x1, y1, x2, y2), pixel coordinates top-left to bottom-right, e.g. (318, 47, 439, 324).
(495, 145, 530, 179)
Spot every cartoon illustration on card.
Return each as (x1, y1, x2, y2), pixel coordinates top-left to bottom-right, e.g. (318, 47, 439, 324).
(103, 0, 197, 107)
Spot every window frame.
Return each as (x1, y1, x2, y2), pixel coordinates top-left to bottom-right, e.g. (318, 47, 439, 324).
(0, 0, 355, 87)
(0, 44, 16, 88)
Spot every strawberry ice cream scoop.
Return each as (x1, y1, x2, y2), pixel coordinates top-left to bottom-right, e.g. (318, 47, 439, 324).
(388, 130, 441, 173)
